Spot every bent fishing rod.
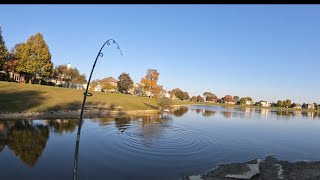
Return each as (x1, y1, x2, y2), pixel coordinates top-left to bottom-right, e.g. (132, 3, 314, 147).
(73, 39, 122, 180)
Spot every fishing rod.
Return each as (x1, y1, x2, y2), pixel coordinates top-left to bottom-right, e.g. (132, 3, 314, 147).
(73, 39, 122, 180)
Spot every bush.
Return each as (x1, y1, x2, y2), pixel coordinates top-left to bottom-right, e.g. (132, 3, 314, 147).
(157, 97, 173, 111)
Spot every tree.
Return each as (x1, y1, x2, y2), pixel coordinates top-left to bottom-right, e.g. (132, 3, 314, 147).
(0, 27, 8, 70)
(283, 99, 291, 108)
(183, 92, 190, 101)
(203, 92, 215, 102)
(190, 96, 197, 102)
(246, 97, 253, 102)
(314, 103, 318, 110)
(4, 47, 19, 73)
(175, 90, 184, 100)
(140, 69, 161, 96)
(240, 97, 248, 105)
(224, 95, 233, 102)
(203, 92, 214, 98)
(197, 95, 204, 102)
(157, 97, 173, 111)
(277, 100, 283, 108)
(213, 95, 218, 103)
(233, 96, 240, 103)
(117, 73, 133, 93)
(54, 64, 87, 86)
(15, 33, 54, 83)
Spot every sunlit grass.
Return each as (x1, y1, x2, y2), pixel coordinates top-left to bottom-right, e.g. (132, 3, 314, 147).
(0, 81, 160, 113)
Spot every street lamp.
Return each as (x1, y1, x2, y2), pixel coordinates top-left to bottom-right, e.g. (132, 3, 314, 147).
(72, 39, 122, 180)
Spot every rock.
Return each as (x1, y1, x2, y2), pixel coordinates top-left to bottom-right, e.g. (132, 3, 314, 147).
(186, 156, 320, 180)
(225, 159, 261, 179)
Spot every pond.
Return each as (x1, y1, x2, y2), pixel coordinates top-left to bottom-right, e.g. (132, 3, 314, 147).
(1, 105, 320, 180)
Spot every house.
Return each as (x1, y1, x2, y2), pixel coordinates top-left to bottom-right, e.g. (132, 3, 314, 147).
(291, 103, 302, 109)
(244, 99, 253, 105)
(260, 100, 269, 107)
(0, 71, 6, 81)
(225, 101, 236, 105)
(302, 103, 315, 110)
(103, 77, 118, 87)
(94, 84, 102, 92)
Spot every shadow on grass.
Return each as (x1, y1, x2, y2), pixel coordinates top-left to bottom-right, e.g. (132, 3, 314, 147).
(0, 91, 46, 113)
(45, 101, 82, 112)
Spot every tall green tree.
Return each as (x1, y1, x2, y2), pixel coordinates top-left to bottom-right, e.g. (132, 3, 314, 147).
(117, 73, 133, 93)
(0, 27, 8, 70)
(239, 97, 248, 105)
(283, 99, 292, 108)
(15, 33, 54, 83)
(277, 100, 284, 108)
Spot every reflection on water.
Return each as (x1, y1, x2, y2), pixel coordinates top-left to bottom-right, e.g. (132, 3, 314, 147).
(0, 120, 49, 166)
(1, 106, 320, 180)
(46, 119, 79, 134)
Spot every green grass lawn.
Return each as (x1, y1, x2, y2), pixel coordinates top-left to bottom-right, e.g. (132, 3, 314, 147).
(0, 81, 165, 113)
(1, 81, 317, 113)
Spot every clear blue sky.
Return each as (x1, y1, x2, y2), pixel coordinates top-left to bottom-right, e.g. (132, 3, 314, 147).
(0, 5, 319, 104)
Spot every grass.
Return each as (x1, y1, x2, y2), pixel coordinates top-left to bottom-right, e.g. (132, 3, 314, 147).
(1, 81, 318, 113)
(0, 81, 160, 113)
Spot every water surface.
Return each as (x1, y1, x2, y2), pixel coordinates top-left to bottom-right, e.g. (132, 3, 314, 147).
(1, 105, 320, 180)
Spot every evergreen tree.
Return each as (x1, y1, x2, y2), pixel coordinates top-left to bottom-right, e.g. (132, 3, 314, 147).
(0, 27, 8, 70)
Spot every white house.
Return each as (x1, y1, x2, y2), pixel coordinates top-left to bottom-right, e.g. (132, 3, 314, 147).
(260, 100, 269, 107)
(94, 84, 102, 92)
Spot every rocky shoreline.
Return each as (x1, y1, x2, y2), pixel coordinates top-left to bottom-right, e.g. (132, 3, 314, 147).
(0, 109, 159, 120)
(185, 156, 320, 180)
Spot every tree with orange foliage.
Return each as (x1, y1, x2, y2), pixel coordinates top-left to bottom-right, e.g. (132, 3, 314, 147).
(140, 69, 161, 97)
(224, 95, 233, 102)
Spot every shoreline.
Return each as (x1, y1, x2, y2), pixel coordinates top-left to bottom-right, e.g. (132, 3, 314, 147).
(1, 103, 319, 120)
(0, 109, 160, 120)
(185, 156, 320, 180)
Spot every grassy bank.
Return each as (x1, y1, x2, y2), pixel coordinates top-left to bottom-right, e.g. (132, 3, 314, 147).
(1, 81, 318, 113)
(0, 81, 162, 113)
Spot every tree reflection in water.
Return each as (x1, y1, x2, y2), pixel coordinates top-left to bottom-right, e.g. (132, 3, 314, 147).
(46, 119, 79, 134)
(0, 120, 49, 167)
(114, 117, 131, 132)
(172, 106, 189, 117)
(202, 109, 216, 117)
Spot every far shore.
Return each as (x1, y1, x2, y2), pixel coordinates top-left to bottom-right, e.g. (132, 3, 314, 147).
(183, 102, 320, 113)
(1, 103, 319, 120)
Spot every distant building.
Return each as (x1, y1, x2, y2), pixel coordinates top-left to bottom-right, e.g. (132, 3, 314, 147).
(103, 77, 118, 87)
(260, 100, 269, 107)
(302, 103, 315, 110)
(291, 103, 302, 109)
(225, 101, 236, 105)
(67, 63, 72, 70)
(94, 84, 102, 92)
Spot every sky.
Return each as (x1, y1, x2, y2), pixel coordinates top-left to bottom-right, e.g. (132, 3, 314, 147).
(0, 5, 319, 104)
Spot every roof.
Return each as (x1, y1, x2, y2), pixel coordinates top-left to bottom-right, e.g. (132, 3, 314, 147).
(102, 77, 118, 83)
